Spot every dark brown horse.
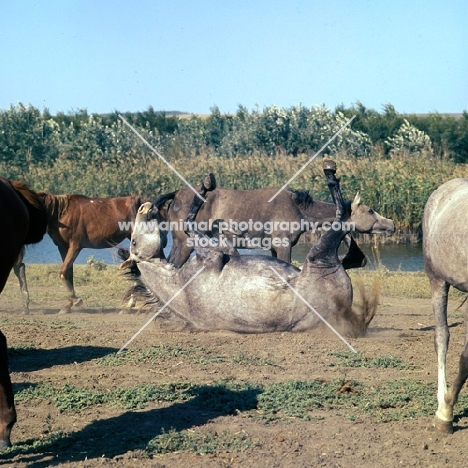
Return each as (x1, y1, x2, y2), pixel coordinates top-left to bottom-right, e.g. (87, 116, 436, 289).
(153, 185, 395, 268)
(0, 177, 48, 448)
(38, 192, 145, 313)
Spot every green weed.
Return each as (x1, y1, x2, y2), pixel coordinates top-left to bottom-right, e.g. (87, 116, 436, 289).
(328, 351, 414, 369)
(146, 428, 256, 455)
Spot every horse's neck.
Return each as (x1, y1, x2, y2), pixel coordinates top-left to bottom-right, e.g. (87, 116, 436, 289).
(299, 200, 352, 225)
(299, 200, 335, 224)
(41, 193, 69, 219)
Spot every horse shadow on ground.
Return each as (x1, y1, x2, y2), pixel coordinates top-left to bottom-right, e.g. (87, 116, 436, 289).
(0, 385, 262, 467)
(415, 321, 463, 332)
(8, 345, 118, 373)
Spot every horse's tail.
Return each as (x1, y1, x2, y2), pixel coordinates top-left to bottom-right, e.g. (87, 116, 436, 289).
(10, 181, 48, 245)
(146, 191, 177, 222)
(343, 275, 380, 338)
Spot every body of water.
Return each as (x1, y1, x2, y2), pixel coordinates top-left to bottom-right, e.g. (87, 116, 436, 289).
(24, 234, 424, 272)
(292, 242, 424, 271)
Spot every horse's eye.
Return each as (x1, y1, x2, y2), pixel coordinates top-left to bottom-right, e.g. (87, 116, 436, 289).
(368, 209, 374, 214)
(132, 239, 136, 246)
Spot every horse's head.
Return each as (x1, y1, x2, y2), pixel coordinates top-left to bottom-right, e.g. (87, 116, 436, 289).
(124, 202, 166, 266)
(350, 193, 395, 236)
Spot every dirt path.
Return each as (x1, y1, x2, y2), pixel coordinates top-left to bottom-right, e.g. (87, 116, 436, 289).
(1, 295, 467, 467)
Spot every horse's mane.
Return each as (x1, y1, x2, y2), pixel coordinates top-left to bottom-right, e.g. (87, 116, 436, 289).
(10, 181, 45, 211)
(9, 180, 48, 244)
(38, 192, 70, 220)
(288, 189, 314, 209)
(288, 188, 353, 215)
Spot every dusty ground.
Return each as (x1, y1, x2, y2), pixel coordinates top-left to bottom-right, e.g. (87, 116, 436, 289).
(1, 275, 468, 467)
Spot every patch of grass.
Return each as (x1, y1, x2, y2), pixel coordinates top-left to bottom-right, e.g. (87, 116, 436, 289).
(86, 255, 107, 271)
(256, 378, 468, 423)
(257, 378, 361, 422)
(14, 377, 468, 425)
(15, 381, 193, 412)
(328, 351, 414, 370)
(47, 320, 78, 330)
(96, 344, 204, 366)
(0, 318, 36, 327)
(146, 428, 256, 455)
(96, 345, 276, 367)
(231, 352, 276, 366)
(362, 379, 437, 422)
(0, 431, 66, 458)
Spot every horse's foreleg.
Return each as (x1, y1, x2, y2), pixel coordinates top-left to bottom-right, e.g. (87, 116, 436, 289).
(13, 261, 30, 314)
(168, 238, 193, 268)
(430, 277, 453, 433)
(0, 331, 16, 449)
(340, 234, 367, 270)
(274, 244, 291, 264)
(59, 245, 82, 313)
(119, 285, 138, 314)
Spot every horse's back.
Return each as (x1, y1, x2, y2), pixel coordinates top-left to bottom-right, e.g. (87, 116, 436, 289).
(170, 186, 297, 224)
(423, 178, 468, 289)
(52, 194, 141, 247)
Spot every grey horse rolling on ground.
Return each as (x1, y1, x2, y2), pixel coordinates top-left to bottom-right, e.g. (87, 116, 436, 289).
(424, 178, 468, 433)
(121, 161, 378, 338)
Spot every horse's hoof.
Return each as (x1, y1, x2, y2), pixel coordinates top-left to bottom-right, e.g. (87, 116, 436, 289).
(58, 308, 71, 315)
(73, 298, 83, 307)
(323, 159, 337, 173)
(21, 308, 30, 315)
(432, 415, 454, 434)
(118, 309, 131, 315)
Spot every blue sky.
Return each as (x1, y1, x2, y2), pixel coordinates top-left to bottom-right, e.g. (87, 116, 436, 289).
(1, 0, 467, 115)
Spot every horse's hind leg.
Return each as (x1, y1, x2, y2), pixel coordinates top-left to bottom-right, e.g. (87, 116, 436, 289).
(13, 262, 29, 314)
(305, 160, 346, 265)
(58, 244, 82, 313)
(441, 299, 468, 432)
(13, 249, 30, 314)
(430, 276, 453, 433)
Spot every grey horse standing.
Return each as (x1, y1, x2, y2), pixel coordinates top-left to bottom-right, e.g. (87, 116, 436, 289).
(423, 178, 468, 433)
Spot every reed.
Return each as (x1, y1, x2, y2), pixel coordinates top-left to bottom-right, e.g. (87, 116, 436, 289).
(2, 150, 467, 240)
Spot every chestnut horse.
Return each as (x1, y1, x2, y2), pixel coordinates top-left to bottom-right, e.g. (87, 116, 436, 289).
(0, 176, 48, 448)
(37, 192, 145, 313)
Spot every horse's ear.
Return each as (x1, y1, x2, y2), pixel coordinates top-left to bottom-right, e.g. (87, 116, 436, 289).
(119, 259, 134, 270)
(351, 192, 361, 211)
